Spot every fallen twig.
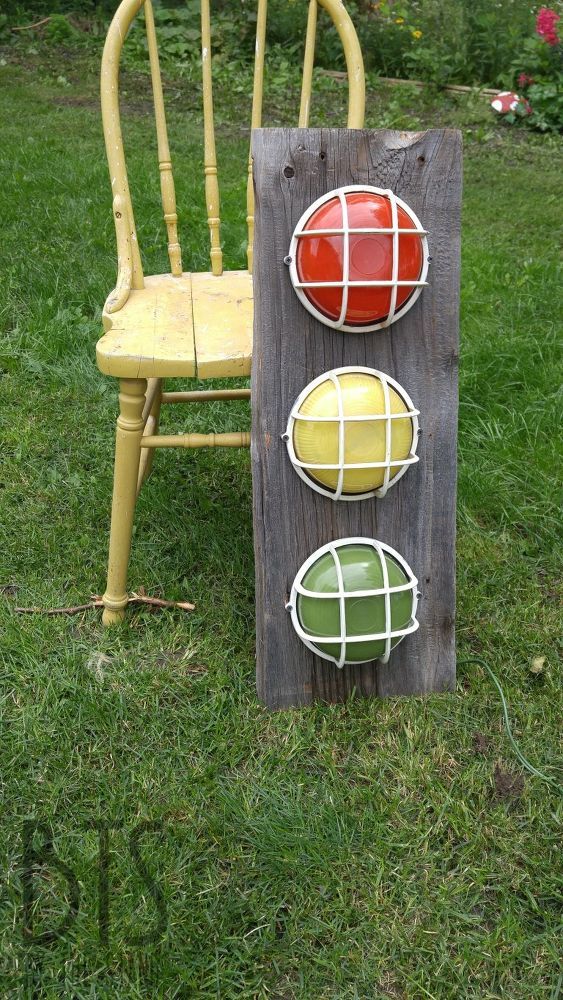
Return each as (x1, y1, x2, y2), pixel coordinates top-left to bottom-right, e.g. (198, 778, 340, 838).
(14, 593, 195, 616)
(12, 16, 52, 32)
(376, 75, 500, 96)
(15, 601, 101, 616)
(129, 592, 195, 612)
(319, 69, 500, 97)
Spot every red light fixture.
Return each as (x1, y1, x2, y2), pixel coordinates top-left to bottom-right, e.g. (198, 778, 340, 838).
(288, 186, 429, 332)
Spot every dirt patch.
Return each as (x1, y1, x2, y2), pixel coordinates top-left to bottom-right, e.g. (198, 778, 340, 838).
(536, 568, 562, 605)
(146, 650, 208, 673)
(493, 764, 525, 800)
(472, 732, 491, 754)
(51, 95, 99, 110)
(51, 94, 155, 115)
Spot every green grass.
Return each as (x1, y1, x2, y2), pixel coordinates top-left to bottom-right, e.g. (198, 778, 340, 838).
(0, 47, 562, 999)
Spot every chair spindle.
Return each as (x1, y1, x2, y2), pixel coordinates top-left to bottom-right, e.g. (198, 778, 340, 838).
(145, 0, 182, 276)
(246, 0, 268, 272)
(201, 0, 222, 276)
(299, 0, 317, 127)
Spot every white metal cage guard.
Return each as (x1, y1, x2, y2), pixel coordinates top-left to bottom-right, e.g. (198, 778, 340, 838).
(287, 185, 430, 333)
(287, 537, 420, 669)
(283, 366, 420, 501)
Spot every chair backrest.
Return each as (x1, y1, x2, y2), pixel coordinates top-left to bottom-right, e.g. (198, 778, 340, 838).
(101, 0, 365, 294)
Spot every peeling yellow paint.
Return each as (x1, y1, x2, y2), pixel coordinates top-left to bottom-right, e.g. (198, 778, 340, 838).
(98, 270, 252, 379)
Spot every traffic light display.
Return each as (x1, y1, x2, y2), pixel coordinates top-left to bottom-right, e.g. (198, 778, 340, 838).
(251, 129, 461, 708)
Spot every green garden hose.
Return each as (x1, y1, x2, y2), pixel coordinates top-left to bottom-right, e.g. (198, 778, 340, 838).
(459, 657, 562, 794)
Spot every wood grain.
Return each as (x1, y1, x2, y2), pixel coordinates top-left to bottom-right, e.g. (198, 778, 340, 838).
(251, 128, 462, 710)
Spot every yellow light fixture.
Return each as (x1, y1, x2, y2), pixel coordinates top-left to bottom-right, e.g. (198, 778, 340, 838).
(284, 367, 419, 500)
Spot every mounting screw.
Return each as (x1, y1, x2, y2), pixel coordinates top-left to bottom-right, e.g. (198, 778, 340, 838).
(281, 432, 290, 442)
(285, 603, 293, 613)
(283, 255, 292, 266)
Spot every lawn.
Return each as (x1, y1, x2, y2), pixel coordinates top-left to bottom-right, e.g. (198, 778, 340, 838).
(0, 44, 561, 999)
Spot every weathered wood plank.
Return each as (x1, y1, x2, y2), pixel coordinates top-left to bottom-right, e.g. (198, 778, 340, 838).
(251, 128, 462, 710)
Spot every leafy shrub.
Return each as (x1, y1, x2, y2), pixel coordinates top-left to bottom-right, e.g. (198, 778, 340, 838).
(1, 0, 117, 14)
(347, 0, 534, 85)
(44, 13, 78, 44)
(509, 6, 563, 132)
(122, 1, 260, 70)
(0, 0, 551, 93)
(118, 0, 530, 86)
(524, 79, 563, 131)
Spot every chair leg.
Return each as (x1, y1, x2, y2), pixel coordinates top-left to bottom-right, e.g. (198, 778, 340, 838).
(144, 377, 163, 481)
(102, 378, 147, 626)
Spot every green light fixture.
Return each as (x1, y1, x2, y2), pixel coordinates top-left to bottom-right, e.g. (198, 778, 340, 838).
(287, 537, 419, 667)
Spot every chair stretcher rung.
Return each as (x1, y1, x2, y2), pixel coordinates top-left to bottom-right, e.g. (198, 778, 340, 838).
(136, 447, 151, 496)
(141, 432, 250, 449)
(161, 389, 251, 403)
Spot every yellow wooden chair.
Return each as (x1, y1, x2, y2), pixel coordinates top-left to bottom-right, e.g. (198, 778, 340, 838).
(97, 0, 365, 624)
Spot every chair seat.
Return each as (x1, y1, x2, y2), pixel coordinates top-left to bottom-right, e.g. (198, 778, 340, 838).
(96, 270, 253, 379)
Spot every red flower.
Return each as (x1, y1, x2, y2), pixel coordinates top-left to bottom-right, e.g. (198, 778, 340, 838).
(536, 6, 560, 45)
(517, 72, 535, 87)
